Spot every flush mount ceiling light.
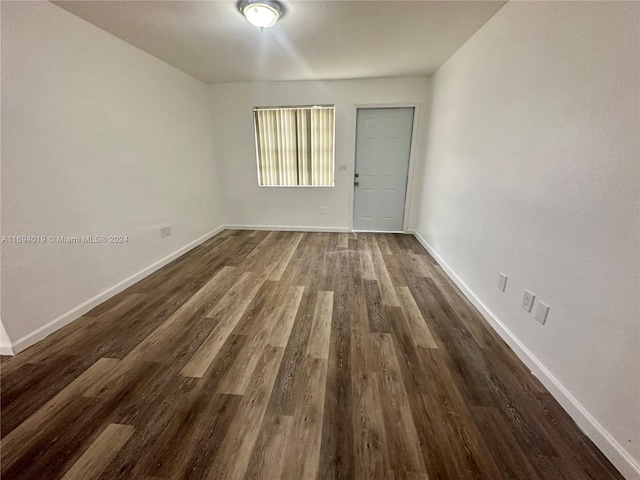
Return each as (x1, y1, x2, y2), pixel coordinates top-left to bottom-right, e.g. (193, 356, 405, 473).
(237, 0, 284, 30)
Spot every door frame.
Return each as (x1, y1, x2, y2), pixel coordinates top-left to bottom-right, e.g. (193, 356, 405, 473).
(349, 103, 422, 233)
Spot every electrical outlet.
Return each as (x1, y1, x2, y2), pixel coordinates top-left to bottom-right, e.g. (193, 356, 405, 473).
(160, 226, 172, 239)
(497, 272, 508, 292)
(522, 290, 535, 312)
(319, 207, 328, 215)
(534, 301, 550, 325)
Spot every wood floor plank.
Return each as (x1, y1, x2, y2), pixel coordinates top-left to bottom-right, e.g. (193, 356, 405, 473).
(2, 363, 161, 479)
(408, 348, 506, 480)
(369, 235, 401, 306)
(217, 285, 303, 395)
(180, 271, 267, 378)
(384, 305, 433, 395)
(374, 331, 427, 474)
(128, 337, 247, 479)
(282, 356, 328, 480)
(358, 235, 378, 281)
(400, 234, 429, 255)
(306, 290, 334, 359)
(392, 472, 430, 480)
(390, 233, 415, 252)
(222, 231, 271, 268)
(0, 230, 624, 480)
(133, 391, 242, 480)
(126, 266, 239, 362)
(234, 279, 282, 335)
(375, 234, 395, 256)
(203, 345, 285, 480)
(75, 274, 242, 397)
(364, 279, 391, 333)
(409, 276, 496, 406)
(337, 232, 350, 249)
(350, 281, 377, 378)
(471, 405, 540, 480)
(266, 289, 317, 417)
(352, 371, 392, 480)
(378, 242, 409, 288)
(245, 414, 294, 480)
(269, 285, 306, 348)
(1, 395, 106, 479)
(318, 289, 355, 480)
(1, 357, 120, 468)
(396, 286, 438, 349)
(437, 280, 504, 351)
(61, 423, 135, 480)
(1, 354, 89, 437)
(269, 231, 304, 280)
(178, 394, 243, 480)
(408, 251, 434, 278)
(234, 230, 278, 271)
(284, 232, 327, 290)
(321, 233, 342, 292)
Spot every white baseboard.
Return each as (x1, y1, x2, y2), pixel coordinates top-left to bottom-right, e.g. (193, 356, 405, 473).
(7, 225, 226, 355)
(411, 229, 639, 480)
(225, 224, 351, 233)
(1, 342, 15, 356)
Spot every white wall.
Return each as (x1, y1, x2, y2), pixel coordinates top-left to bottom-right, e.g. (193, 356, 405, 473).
(414, 2, 639, 478)
(1, 1, 224, 351)
(0, 3, 9, 357)
(209, 77, 429, 231)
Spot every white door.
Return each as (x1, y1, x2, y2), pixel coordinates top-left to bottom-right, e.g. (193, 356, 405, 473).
(353, 107, 414, 232)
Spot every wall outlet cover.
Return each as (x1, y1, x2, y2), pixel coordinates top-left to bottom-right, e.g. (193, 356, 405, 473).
(319, 207, 328, 215)
(497, 272, 508, 292)
(160, 226, 172, 238)
(535, 301, 550, 325)
(522, 290, 535, 312)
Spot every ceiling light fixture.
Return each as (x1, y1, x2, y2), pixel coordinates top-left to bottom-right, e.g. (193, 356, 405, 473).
(237, 0, 284, 30)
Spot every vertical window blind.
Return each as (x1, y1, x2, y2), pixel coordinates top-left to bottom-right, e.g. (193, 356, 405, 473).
(254, 106, 335, 186)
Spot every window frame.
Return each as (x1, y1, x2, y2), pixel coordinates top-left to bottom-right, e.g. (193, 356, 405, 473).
(253, 104, 336, 188)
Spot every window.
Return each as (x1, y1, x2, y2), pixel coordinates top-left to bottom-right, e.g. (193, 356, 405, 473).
(254, 105, 335, 186)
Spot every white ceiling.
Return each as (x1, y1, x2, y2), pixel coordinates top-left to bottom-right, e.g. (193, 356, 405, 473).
(52, 1, 506, 84)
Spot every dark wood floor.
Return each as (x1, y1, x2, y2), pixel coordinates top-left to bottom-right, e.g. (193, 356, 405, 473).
(0, 230, 622, 480)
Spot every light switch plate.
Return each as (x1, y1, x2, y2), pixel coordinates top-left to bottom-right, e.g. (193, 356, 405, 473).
(522, 290, 535, 312)
(535, 301, 550, 325)
(338, 164, 348, 171)
(497, 272, 508, 292)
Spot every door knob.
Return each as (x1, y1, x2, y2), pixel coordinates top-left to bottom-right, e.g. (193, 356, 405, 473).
(354, 173, 359, 178)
